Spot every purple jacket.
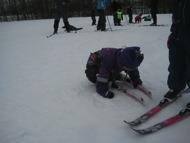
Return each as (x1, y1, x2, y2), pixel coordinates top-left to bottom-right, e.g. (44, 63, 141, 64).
(96, 48, 119, 96)
(96, 47, 143, 96)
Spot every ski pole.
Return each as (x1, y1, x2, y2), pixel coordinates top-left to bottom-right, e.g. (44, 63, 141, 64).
(106, 15, 112, 31)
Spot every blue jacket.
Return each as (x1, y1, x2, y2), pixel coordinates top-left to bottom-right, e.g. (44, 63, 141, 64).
(96, 0, 110, 10)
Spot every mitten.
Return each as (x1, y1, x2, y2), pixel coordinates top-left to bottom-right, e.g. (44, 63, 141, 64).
(103, 91, 114, 99)
(167, 33, 176, 48)
(111, 82, 119, 89)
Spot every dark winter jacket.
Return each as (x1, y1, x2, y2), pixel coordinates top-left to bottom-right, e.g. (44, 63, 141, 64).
(55, 0, 69, 14)
(171, 0, 190, 38)
(150, 0, 158, 13)
(126, 6, 132, 15)
(95, 47, 143, 96)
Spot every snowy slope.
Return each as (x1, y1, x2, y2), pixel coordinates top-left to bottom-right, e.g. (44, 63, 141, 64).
(0, 14, 190, 143)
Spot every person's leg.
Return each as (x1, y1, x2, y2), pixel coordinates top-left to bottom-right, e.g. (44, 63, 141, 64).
(150, 10, 157, 25)
(62, 12, 71, 32)
(53, 14, 61, 34)
(100, 11, 106, 31)
(91, 16, 96, 25)
(184, 36, 190, 88)
(186, 52, 190, 88)
(166, 39, 186, 98)
(113, 12, 118, 25)
(85, 65, 98, 83)
(129, 14, 133, 23)
(97, 10, 106, 31)
(97, 10, 101, 30)
(153, 12, 157, 25)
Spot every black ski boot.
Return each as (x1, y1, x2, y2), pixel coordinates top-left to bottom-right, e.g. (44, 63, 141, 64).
(159, 90, 180, 106)
(53, 30, 57, 34)
(64, 21, 71, 32)
(179, 103, 190, 115)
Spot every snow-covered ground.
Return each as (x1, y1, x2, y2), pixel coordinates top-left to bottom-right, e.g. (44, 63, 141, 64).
(0, 14, 190, 143)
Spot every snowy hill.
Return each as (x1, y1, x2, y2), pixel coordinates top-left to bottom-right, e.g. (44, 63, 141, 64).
(0, 14, 190, 143)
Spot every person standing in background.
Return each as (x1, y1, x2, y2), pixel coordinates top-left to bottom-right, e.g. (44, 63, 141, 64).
(149, 0, 158, 26)
(96, 0, 110, 31)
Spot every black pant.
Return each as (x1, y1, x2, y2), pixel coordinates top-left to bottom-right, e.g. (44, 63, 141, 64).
(53, 11, 70, 33)
(113, 12, 118, 25)
(97, 9, 106, 31)
(151, 10, 157, 24)
(128, 14, 133, 23)
(167, 34, 190, 91)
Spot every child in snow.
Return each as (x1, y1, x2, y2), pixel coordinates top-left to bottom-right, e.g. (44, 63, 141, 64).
(53, 0, 79, 34)
(135, 13, 143, 23)
(116, 9, 123, 26)
(85, 47, 144, 99)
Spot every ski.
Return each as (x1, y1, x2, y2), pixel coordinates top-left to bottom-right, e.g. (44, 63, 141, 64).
(130, 103, 190, 135)
(121, 77, 152, 98)
(139, 24, 169, 27)
(63, 25, 83, 33)
(137, 85, 152, 98)
(69, 27, 83, 33)
(118, 88, 145, 105)
(47, 27, 83, 38)
(124, 88, 190, 126)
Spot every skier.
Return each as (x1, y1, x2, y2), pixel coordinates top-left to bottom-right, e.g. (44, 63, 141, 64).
(111, 0, 122, 26)
(149, 0, 158, 26)
(116, 9, 123, 26)
(53, 0, 78, 34)
(96, 0, 110, 31)
(126, 5, 133, 23)
(135, 13, 143, 23)
(85, 46, 144, 99)
(164, 0, 190, 102)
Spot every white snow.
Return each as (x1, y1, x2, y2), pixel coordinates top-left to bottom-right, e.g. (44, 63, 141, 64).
(0, 14, 190, 143)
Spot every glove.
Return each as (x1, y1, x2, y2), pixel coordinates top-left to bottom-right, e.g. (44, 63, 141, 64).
(132, 78, 142, 88)
(167, 33, 176, 49)
(111, 82, 119, 89)
(103, 91, 114, 99)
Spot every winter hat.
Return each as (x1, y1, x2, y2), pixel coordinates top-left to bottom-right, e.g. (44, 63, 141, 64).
(117, 47, 144, 69)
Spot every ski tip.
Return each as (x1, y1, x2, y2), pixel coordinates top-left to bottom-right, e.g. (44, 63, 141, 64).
(130, 127, 140, 133)
(130, 127, 147, 135)
(123, 120, 129, 124)
(123, 120, 136, 126)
